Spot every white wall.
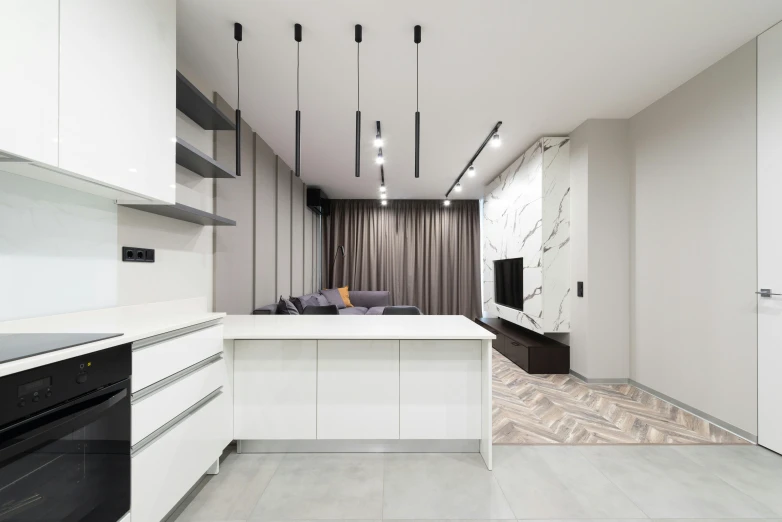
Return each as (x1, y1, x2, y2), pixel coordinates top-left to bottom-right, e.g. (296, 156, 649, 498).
(0, 172, 117, 321)
(569, 120, 632, 380)
(630, 41, 757, 434)
(117, 57, 215, 310)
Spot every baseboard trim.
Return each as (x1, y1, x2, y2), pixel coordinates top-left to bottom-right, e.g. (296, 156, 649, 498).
(628, 379, 757, 443)
(569, 369, 628, 384)
(237, 439, 479, 453)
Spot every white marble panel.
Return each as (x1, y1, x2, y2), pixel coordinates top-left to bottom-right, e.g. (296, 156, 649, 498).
(542, 137, 571, 332)
(482, 137, 569, 333)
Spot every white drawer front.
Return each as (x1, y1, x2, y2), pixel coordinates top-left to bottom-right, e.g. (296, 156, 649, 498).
(131, 391, 229, 522)
(131, 356, 225, 446)
(132, 324, 222, 392)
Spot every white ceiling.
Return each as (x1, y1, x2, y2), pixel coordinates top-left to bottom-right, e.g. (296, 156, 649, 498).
(177, 0, 782, 200)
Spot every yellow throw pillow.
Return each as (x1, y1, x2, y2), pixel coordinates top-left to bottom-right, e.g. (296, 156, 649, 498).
(338, 286, 353, 307)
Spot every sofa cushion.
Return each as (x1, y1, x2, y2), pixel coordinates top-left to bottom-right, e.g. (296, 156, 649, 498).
(338, 306, 368, 315)
(349, 291, 390, 308)
(320, 288, 346, 309)
(276, 296, 299, 315)
(366, 306, 386, 315)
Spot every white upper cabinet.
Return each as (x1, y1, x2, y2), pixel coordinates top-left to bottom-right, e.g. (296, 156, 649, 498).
(0, 1, 59, 165)
(59, 0, 176, 203)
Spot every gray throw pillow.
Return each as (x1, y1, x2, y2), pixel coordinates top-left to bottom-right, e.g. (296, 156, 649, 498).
(320, 288, 346, 309)
(300, 295, 322, 309)
(276, 296, 299, 315)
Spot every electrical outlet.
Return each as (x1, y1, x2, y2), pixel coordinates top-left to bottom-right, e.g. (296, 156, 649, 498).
(577, 281, 584, 297)
(122, 246, 155, 263)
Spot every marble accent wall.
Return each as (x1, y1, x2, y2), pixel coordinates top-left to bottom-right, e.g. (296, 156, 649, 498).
(483, 137, 570, 332)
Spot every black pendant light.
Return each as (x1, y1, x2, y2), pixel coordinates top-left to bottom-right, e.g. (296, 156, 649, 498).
(234, 22, 242, 176)
(355, 24, 362, 177)
(414, 25, 421, 178)
(294, 23, 302, 177)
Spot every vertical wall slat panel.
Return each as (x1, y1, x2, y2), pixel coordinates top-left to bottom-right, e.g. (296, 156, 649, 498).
(254, 133, 277, 307)
(276, 157, 292, 298)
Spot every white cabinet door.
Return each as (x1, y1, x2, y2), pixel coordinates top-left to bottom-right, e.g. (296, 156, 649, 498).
(758, 22, 782, 456)
(234, 340, 317, 440)
(59, 0, 176, 203)
(400, 340, 482, 439)
(0, 0, 59, 165)
(317, 340, 400, 439)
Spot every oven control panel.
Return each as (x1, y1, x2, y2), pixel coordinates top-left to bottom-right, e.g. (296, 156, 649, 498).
(0, 344, 131, 428)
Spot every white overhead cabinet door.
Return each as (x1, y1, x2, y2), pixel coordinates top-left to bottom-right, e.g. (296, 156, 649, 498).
(59, 0, 176, 203)
(0, 0, 59, 165)
(758, 22, 782, 456)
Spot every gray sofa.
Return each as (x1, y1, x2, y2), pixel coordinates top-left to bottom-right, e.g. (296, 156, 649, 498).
(253, 290, 391, 315)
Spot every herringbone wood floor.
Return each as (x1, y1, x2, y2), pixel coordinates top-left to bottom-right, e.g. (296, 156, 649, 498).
(492, 349, 748, 444)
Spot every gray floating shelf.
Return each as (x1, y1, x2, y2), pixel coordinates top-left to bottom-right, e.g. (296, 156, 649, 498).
(121, 202, 236, 226)
(176, 71, 236, 130)
(176, 138, 236, 179)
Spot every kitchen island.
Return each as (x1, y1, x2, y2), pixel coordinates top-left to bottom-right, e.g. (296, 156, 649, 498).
(223, 315, 496, 469)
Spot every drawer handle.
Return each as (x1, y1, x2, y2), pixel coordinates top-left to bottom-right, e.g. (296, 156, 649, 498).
(132, 319, 222, 351)
(131, 388, 222, 457)
(510, 341, 521, 346)
(131, 353, 223, 404)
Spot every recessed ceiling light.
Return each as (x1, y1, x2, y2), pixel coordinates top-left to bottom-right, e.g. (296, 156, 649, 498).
(443, 199, 450, 206)
(381, 200, 387, 206)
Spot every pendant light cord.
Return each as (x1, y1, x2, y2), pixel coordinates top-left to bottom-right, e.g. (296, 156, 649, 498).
(357, 42, 360, 110)
(236, 41, 240, 108)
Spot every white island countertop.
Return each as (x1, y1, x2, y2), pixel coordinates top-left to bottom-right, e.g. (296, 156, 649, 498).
(0, 298, 224, 377)
(223, 314, 495, 340)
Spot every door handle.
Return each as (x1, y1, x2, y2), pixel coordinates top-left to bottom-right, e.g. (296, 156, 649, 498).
(757, 289, 781, 298)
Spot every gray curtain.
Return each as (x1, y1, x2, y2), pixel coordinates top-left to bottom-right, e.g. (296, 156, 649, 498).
(322, 199, 481, 318)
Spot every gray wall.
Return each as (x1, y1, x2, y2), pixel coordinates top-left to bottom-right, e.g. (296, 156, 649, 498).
(629, 41, 757, 435)
(569, 120, 632, 380)
(215, 94, 256, 315)
(213, 97, 319, 313)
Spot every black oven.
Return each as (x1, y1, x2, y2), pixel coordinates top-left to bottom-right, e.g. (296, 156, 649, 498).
(0, 344, 131, 522)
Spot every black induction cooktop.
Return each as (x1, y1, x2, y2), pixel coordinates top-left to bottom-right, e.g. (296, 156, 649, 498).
(0, 333, 123, 365)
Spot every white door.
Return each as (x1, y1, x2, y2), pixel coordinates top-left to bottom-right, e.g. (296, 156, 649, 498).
(758, 22, 782, 455)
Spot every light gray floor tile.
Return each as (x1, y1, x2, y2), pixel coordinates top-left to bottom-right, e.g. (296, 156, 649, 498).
(491, 445, 647, 519)
(579, 445, 777, 519)
(249, 453, 384, 520)
(673, 445, 782, 516)
(382, 453, 515, 520)
(175, 453, 284, 521)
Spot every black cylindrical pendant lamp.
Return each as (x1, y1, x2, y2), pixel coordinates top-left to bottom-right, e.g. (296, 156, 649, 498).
(294, 23, 302, 177)
(355, 24, 362, 178)
(414, 25, 421, 178)
(234, 22, 242, 176)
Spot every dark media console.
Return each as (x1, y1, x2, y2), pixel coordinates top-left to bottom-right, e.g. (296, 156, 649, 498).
(475, 317, 570, 374)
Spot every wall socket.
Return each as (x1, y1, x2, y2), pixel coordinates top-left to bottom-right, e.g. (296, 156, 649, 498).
(577, 281, 584, 297)
(122, 246, 155, 263)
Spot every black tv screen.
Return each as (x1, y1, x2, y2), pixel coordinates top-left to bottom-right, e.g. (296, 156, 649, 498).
(494, 257, 524, 312)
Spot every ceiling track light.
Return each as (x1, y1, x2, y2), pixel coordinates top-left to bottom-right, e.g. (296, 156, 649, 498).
(454, 183, 462, 192)
(234, 22, 242, 176)
(381, 200, 388, 206)
(294, 23, 302, 177)
(374, 120, 383, 148)
(467, 165, 476, 177)
(376, 121, 386, 192)
(491, 132, 502, 148)
(445, 121, 502, 198)
(443, 199, 451, 207)
(355, 24, 362, 178)
(414, 24, 421, 178)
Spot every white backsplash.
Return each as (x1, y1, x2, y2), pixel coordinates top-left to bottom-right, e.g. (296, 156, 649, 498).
(483, 137, 570, 332)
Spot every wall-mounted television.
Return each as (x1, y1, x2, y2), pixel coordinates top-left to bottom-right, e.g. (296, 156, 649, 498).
(494, 257, 524, 312)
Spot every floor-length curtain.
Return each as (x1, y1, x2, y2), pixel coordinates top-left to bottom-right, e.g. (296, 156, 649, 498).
(322, 199, 481, 317)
